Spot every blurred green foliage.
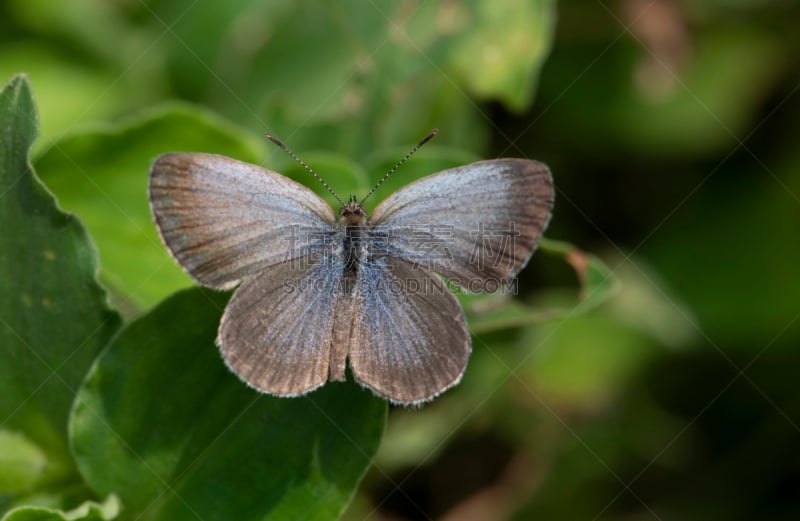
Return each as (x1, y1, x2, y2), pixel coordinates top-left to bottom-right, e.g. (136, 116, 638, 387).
(1, 0, 799, 520)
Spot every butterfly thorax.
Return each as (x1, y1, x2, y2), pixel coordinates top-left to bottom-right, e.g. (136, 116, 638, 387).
(340, 197, 367, 273)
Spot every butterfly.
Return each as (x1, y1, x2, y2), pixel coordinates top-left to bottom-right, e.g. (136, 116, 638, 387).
(148, 131, 554, 405)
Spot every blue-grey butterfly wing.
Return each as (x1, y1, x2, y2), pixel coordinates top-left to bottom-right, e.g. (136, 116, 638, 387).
(218, 254, 344, 396)
(369, 159, 554, 290)
(149, 153, 336, 289)
(348, 257, 470, 404)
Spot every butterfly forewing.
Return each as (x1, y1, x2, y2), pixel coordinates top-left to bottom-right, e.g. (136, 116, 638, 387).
(149, 153, 336, 289)
(369, 159, 554, 291)
(349, 257, 470, 404)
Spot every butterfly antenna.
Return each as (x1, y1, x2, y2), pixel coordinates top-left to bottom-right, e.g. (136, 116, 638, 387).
(360, 129, 438, 206)
(265, 133, 345, 206)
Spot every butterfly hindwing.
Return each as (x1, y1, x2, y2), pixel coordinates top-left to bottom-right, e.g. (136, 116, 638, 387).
(348, 257, 470, 405)
(217, 255, 344, 396)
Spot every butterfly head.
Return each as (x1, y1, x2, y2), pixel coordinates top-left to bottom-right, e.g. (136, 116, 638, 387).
(340, 195, 367, 225)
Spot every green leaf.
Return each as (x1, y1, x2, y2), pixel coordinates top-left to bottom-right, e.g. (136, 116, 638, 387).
(0, 74, 121, 483)
(1, 495, 119, 521)
(464, 238, 619, 334)
(69, 288, 387, 521)
(0, 430, 47, 494)
(538, 237, 619, 313)
(465, 297, 559, 335)
(440, 0, 556, 111)
(34, 103, 266, 312)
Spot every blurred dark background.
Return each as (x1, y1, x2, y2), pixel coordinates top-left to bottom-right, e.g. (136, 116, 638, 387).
(2, 0, 798, 519)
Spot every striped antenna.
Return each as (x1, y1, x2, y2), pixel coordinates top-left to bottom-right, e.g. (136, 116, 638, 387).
(265, 133, 345, 207)
(360, 129, 438, 206)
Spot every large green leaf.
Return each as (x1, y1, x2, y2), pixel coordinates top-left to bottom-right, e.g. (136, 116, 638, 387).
(0, 74, 121, 487)
(69, 288, 387, 521)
